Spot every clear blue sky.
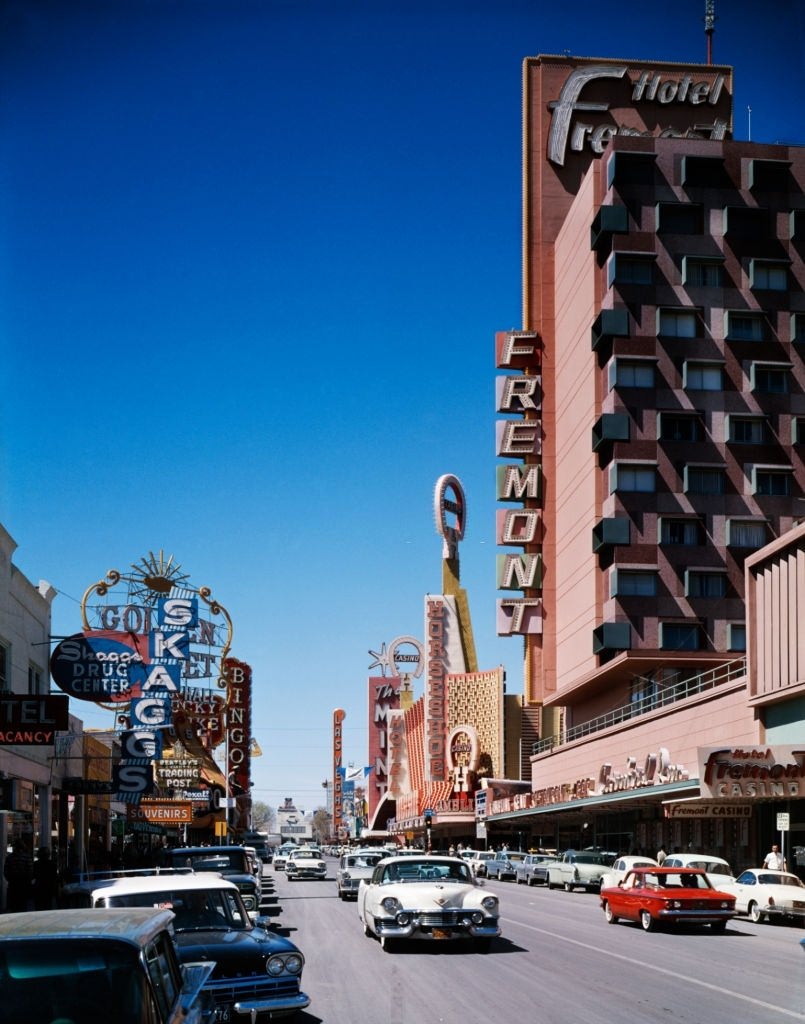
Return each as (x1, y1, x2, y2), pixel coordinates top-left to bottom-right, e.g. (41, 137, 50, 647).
(2, 0, 803, 813)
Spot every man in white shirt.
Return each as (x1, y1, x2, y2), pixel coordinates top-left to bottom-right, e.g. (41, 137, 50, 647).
(762, 844, 786, 871)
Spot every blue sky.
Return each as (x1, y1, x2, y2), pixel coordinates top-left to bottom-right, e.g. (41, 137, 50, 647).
(1, 0, 803, 814)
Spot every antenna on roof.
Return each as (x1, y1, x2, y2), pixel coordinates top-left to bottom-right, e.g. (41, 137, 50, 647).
(704, 0, 716, 65)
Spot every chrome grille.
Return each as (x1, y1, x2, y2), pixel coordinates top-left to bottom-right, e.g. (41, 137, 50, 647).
(419, 911, 463, 927)
(206, 977, 299, 1007)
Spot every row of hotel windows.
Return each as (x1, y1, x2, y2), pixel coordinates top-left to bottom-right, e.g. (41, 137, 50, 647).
(608, 252, 793, 291)
(610, 357, 796, 394)
(613, 567, 731, 599)
(655, 308, 804, 342)
(610, 462, 794, 496)
(611, 409, 804, 445)
(655, 621, 745, 652)
(607, 151, 800, 196)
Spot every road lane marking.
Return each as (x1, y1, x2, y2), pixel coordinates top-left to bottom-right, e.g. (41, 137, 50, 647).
(508, 916, 805, 1020)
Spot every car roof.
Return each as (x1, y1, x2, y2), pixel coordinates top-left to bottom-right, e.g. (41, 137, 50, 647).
(65, 873, 239, 897)
(169, 846, 248, 855)
(0, 908, 176, 945)
(380, 855, 467, 866)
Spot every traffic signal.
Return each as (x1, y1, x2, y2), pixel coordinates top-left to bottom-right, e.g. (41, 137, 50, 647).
(424, 812, 432, 829)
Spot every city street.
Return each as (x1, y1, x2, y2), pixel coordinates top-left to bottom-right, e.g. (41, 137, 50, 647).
(265, 860, 805, 1024)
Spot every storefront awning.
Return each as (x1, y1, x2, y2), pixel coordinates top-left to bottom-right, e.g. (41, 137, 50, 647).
(485, 779, 700, 823)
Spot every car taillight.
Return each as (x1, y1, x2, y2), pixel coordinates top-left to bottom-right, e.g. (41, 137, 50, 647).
(768, 896, 776, 907)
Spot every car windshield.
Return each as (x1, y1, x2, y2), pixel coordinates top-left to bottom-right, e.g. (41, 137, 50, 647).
(575, 854, 607, 865)
(346, 855, 382, 868)
(103, 887, 250, 931)
(293, 851, 318, 860)
(0, 940, 146, 1024)
(626, 871, 713, 891)
(172, 851, 247, 873)
(381, 861, 472, 884)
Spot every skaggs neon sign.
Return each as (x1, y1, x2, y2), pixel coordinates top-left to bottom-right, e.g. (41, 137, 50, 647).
(547, 65, 729, 166)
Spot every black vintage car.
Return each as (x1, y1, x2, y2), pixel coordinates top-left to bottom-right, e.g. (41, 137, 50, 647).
(60, 872, 309, 1023)
(166, 845, 262, 917)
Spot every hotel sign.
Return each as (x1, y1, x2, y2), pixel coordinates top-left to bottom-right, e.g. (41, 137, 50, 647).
(699, 746, 805, 799)
(547, 64, 730, 166)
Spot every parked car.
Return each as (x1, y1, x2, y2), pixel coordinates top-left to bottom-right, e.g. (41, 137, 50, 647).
(546, 850, 612, 892)
(599, 855, 659, 891)
(0, 907, 214, 1024)
(59, 871, 310, 1021)
(719, 869, 805, 924)
(286, 846, 327, 880)
(241, 831, 272, 863)
(661, 852, 735, 887)
(485, 853, 518, 881)
(336, 849, 386, 900)
(357, 855, 501, 952)
(515, 853, 557, 886)
(600, 866, 736, 932)
(467, 850, 498, 877)
(165, 846, 262, 917)
(272, 844, 298, 872)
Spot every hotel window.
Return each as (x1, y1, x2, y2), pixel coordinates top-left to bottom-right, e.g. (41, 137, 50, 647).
(610, 358, 655, 389)
(610, 463, 656, 494)
(723, 206, 769, 239)
(791, 313, 805, 345)
(607, 152, 656, 188)
(660, 518, 704, 546)
(683, 361, 723, 391)
(657, 307, 698, 338)
(750, 362, 790, 394)
(656, 202, 703, 234)
(728, 623, 747, 652)
(749, 259, 788, 291)
(684, 465, 725, 495)
(0, 642, 8, 691)
(724, 310, 766, 342)
(727, 416, 767, 444)
(660, 622, 703, 651)
(611, 569, 658, 597)
(608, 253, 655, 288)
(752, 467, 792, 496)
(682, 155, 729, 188)
(794, 418, 805, 445)
(658, 412, 701, 442)
(28, 665, 43, 696)
(726, 519, 766, 548)
(682, 256, 724, 288)
(685, 570, 727, 598)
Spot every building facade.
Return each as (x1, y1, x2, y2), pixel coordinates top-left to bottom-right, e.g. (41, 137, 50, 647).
(489, 55, 805, 868)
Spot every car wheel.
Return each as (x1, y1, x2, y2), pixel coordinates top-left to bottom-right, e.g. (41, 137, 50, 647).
(603, 901, 618, 925)
(749, 902, 764, 924)
(710, 919, 728, 933)
(640, 909, 655, 932)
(516, 876, 522, 885)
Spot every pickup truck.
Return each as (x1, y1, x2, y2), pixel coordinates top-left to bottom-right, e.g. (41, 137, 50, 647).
(546, 850, 613, 892)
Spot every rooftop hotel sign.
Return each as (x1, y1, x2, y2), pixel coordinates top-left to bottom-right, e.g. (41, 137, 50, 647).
(546, 63, 730, 166)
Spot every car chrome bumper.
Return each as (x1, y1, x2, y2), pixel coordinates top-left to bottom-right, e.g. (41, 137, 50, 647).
(375, 917, 500, 940)
(658, 909, 736, 921)
(233, 992, 311, 1017)
(763, 905, 805, 919)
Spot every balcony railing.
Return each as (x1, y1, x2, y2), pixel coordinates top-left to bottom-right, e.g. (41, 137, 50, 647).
(532, 657, 747, 756)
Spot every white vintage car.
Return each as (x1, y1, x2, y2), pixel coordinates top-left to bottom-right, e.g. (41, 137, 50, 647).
(546, 850, 613, 892)
(719, 869, 805, 923)
(599, 855, 659, 892)
(356, 855, 501, 952)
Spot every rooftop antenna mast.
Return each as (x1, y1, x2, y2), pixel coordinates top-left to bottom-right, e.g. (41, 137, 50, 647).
(704, 0, 716, 65)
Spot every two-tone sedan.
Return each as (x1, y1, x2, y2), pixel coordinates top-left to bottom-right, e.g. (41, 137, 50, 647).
(357, 855, 501, 952)
(515, 853, 557, 886)
(336, 849, 386, 900)
(286, 847, 327, 881)
(720, 869, 805, 924)
(600, 866, 736, 933)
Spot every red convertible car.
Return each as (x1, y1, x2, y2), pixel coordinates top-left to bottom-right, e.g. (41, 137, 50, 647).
(600, 866, 736, 932)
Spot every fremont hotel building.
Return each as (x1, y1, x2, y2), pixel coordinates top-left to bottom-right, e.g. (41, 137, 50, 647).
(488, 54, 805, 870)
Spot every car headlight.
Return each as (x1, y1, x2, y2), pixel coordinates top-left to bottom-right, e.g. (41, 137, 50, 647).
(284, 954, 304, 975)
(720, 901, 731, 909)
(266, 956, 287, 977)
(481, 896, 498, 911)
(382, 896, 402, 914)
(342, 872, 351, 881)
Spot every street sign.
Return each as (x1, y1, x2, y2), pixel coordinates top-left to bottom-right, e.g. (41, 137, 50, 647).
(777, 812, 790, 831)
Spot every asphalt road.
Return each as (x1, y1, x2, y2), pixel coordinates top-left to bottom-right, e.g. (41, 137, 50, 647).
(262, 858, 805, 1024)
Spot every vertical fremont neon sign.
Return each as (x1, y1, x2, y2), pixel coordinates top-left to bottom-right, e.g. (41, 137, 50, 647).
(333, 708, 345, 838)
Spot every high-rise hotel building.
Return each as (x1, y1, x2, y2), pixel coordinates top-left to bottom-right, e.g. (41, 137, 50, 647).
(491, 55, 805, 854)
